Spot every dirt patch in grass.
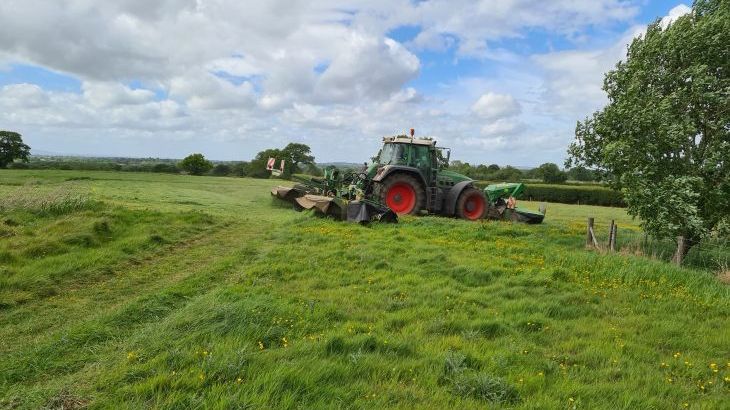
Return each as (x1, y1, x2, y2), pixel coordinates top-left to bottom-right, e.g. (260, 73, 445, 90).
(717, 270, 730, 285)
(43, 389, 89, 409)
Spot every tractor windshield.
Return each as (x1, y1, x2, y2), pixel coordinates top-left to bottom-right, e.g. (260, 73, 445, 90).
(378, 143, 407, 165)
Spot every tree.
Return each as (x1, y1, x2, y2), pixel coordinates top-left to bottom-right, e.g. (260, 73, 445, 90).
(247, 148, 284, 178)
(281, 143, 314, 173)
(491, 166, 524, 182)
(567, 0, 729, 256)
(178, 153, 213, 176)
(247, 144, 317, 179)
(212, 163, 232, 176)
(230, 161, 249, 177)
(0, 131, 31, 168)
(303, 163, 323, 177)
(534, 163, 568, 184)
(567, 166, 598, 182)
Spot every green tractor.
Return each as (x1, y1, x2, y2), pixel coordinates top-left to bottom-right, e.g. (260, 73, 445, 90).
(272, 130, 544, 224)
(365, 134, 488, 220)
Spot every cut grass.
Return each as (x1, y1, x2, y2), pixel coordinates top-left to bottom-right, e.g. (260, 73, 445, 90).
(0, 169, 728, 409)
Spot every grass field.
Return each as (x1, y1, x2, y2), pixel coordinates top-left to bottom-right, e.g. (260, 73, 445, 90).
(1, 170, 728, 409)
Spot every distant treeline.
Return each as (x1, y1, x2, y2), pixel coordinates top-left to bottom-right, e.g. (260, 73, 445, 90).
(449, 161, 602, 183)
(9, 156, 305, 178)
(13, 152, 604, 184)
(12, 155, 620, 206)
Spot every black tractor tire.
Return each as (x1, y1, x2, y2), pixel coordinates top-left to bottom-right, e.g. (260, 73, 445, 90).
(456, 187, 487, 220)
(375, 173, 426, 215)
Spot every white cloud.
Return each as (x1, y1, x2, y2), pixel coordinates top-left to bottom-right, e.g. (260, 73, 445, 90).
(459, 136, 508, 150)
(314, 35, 419, 103)
(0, 83, 187, 130)
(471, 92, 521, 120)
(409, 30, 455, 52)
(206, 56, 262, 78)
(169, 72, 256, 110)
(409, 0, 639, 58)
(83, 82, 155, 108)
(480, 119, 524, 137)
(0, 83, 49, 109)
(660, 4, 692, 29)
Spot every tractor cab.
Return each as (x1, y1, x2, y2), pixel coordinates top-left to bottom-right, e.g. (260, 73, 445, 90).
(372, 135, 452, 185)
(376, 135, 449, 169)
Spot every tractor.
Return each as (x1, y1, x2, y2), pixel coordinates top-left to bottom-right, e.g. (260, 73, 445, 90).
(271, 130, 544, 224)
(366, 133, 487, 220)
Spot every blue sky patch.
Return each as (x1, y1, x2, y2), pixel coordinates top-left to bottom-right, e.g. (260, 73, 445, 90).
(0, 63, 81, 93)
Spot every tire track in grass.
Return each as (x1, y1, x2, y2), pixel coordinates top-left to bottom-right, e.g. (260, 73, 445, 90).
(0, 220, 277, 390)
(0, 219, 230, 348)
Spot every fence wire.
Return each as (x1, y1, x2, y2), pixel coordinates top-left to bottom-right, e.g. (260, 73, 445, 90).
(587, 222, 729, 272)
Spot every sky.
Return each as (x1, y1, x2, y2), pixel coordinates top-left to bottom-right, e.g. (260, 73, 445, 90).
(0, 0, 691, 166)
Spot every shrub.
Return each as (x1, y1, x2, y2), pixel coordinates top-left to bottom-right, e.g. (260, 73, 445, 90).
(152, 163, 179, 174)
(211, 164, 232, 176)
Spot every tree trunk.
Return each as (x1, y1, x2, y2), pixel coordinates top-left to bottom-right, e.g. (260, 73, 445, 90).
(672, 235, 697, 266)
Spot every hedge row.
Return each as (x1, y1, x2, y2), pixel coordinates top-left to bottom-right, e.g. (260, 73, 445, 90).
(523, 184, 625, 207)
(477, 182, 626, 207)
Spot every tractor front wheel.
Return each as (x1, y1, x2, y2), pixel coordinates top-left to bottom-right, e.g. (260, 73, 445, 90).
(456, 187, 487, 220)
(377, 174, 426, 215)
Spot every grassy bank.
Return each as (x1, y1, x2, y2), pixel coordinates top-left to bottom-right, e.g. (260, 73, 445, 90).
(0, 170, 728, 409)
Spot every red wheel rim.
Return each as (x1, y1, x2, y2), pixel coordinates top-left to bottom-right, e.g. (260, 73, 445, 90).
(462, 194, 485, 220)
(385, 182, 416, 214)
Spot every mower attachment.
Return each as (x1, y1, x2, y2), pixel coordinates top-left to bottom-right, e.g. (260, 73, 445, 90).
(346, 200, 398, 224)
(271, 185, 307, 203)
(294, 195, 346, 219)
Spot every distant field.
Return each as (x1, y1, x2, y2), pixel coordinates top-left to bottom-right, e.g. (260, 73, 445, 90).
(1, 170, 728, 409)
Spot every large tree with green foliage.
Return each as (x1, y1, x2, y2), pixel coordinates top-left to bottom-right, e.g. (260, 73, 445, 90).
(533, 163, 568, 184)
(567, 0, 729, 252)
(247, 143, 317, 179)
(178, 153, 213, 176)
(247, 148, 284, 178)
(0, 131, 31, 168)
(281, 143, 315, 173)
(567, 166, 599, 182)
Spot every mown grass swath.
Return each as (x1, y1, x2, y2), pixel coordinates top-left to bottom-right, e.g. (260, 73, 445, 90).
(0, 169, 728, 409)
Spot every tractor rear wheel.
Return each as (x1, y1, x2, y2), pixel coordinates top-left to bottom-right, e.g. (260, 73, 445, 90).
(377, 174, 426, 215)
(456, 187, 487, 220)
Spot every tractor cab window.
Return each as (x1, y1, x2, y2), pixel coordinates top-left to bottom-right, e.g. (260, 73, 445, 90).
(412, 145, 430, 169)
(379, 143, 407, 165)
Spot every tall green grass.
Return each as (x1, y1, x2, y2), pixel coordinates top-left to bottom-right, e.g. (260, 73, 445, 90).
(0, 182, 97, 215)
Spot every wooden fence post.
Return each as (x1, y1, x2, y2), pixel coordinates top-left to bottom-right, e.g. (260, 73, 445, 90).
(608, 220, 615, 250)
(673, 236, 686, 266)
(586, 218, 594, 247)
(610, 223, 617, 252)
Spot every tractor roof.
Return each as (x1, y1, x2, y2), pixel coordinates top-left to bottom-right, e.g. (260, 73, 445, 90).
(382, 135, 436, 146)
